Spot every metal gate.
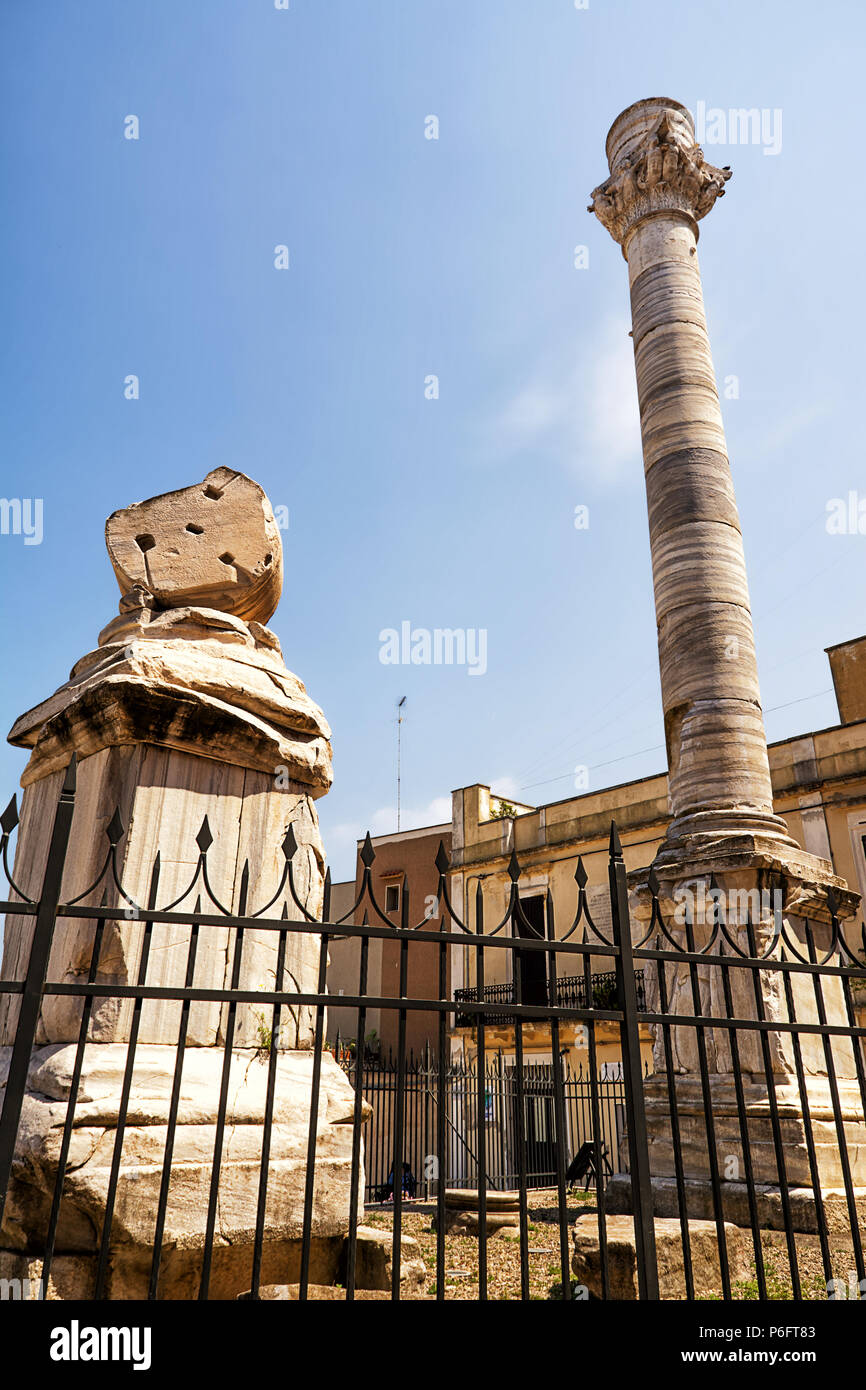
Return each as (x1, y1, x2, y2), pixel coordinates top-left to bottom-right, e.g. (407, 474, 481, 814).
(1, 760, 865, 1300)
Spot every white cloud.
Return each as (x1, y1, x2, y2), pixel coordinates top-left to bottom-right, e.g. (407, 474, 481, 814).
(482, 316, 641, 479)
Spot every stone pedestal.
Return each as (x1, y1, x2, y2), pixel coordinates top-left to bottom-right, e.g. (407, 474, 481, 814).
(431, 1189, 520, 1238)
(627, 869, 866, 1221)
(0, 469, 363, 1297)
(0, 1045, 359, 1299)
(589, 100, 865, 1214)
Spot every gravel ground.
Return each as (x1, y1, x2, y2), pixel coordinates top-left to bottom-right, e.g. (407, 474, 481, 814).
(365, 1190, 600, 1301)
(361, 1192, 863, 1301)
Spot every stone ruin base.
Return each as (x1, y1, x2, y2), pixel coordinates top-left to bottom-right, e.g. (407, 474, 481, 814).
(573, 1174, 866, 1299)
(605, 1173, 866, 1236)
(571, 1214, 754, 1300)
(233, 1226, 429, 1300)
(0, 1239, 345, 1302)
(335, 1225, 426, 1293)
(2, 1226, 428, 1301)
(0, 1041, 367, 1300)
(642, 1075, 866, 1194)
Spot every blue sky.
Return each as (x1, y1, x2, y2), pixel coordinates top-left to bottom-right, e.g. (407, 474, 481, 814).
(1, 0, 864, 881)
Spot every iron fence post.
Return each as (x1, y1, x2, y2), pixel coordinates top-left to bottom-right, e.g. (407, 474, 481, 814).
(0, 756, 77, 1229)
(608, 822, 659, 1300)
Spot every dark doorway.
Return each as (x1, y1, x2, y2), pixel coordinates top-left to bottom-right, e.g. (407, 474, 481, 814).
(514, 894, 548, 1007)
(509, 1063, 557, 1189)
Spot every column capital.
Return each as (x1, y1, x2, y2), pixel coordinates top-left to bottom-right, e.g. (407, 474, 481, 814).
(589, 99, 731, 247)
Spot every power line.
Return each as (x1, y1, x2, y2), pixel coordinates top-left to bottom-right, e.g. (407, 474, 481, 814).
(519, 689, 835, 796)
(396, 696, 406, 831)
(520, 742, 665, 793)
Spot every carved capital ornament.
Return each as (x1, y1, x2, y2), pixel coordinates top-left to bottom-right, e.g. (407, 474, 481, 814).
(589, 110, 731, 245)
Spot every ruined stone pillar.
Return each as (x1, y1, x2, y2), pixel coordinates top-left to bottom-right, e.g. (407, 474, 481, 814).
(590, 100, 865, 1216)
(0, 468, 364, 1297)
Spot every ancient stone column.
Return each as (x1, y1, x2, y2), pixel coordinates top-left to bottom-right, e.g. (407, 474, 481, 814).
(0, 468, 364, 1298)
(590, 100, 790, 853)
(590, 101, 865, 1217)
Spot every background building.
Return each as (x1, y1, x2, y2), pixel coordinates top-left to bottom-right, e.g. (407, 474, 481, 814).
(448, 633, 866, 1074)
(327, 821, 451, 1057)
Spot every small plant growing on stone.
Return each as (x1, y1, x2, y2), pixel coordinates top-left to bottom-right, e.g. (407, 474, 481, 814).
(254, 1011, 274, 1061)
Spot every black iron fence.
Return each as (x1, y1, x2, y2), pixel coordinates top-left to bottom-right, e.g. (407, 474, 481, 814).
(338, 1050, 629, 1200)
(1, 758, 865, 1301)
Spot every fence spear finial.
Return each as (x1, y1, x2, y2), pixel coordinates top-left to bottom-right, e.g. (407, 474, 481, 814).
(0, 795, 19, 837)
(608, 821, 623, 860)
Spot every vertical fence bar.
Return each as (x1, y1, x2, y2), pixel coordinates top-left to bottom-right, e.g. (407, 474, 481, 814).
(390, 878, 410, 1301)
(512, 934, 530, 1298)
(423, 1041, 433, 1201)
(0, 756, 76, 1230)
(654, 948, 694, 1300)
(298, 873, 332, 1300)
(805, 923, 865, 1289)
(474, 880, 488, 1299)
(149, 905, 200, 1300)
(372, 1046, 382, 1203)
(345, 923, 370, 1301)
(249, 910, 289, 1300)
(436, 901, 447, 1300)
(545, 890, 571, 1298)
(682, 906, 731, 1299)
(582, 949, 610, 1300)
(781, 957, 833, 1295)
(745, 915, 800, 1299)
(198, 863, 248, 1301)
(717, 938, 766, 1300)
(93, 853, 162, 1298)
(42, 893, 109, 1294)
(608, 823, 658, 1300)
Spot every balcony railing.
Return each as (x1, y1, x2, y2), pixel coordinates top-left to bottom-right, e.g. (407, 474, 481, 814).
(453, 968, 646, 1028)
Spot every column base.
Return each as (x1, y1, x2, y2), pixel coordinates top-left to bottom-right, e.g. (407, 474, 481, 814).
(640, 1073, 866, 1192)
(631, 826, 858, 924)
(0, 1043, 367, 1299)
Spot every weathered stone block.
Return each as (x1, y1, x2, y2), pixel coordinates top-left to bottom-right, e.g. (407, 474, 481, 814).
(431, 1188, 520, 1238)
(336, 1226, 426, 1293)
(0, 1044, 368, 1300)
(571, 1213, 752, 1300)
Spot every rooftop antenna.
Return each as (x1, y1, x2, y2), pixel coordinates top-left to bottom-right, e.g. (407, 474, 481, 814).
(397, 696, 407, 831)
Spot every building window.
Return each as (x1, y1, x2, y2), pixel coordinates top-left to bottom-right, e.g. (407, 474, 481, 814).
(385, 883, 401, 914)
(847, 819, 866, 902)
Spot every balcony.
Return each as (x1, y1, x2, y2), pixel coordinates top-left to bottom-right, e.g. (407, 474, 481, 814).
(453, 969, 646, 1028)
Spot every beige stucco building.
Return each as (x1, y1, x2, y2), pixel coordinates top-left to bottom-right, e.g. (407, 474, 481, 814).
(449, 634, 866, 1074)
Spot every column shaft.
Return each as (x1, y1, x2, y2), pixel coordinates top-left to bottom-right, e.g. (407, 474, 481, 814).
(625, 213, 774, 826)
